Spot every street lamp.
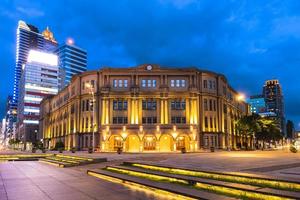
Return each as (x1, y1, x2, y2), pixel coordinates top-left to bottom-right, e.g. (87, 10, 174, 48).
(236, 93, 246, 102)
(86, 83, 96, 152)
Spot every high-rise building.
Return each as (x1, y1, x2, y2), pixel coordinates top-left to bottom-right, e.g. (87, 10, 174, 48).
(13, 20, 58, 111)
(55, 40, 87, 89)
(17, 50, 59, 145)
(263, 79, 285, 135)
(247, 95, 266, 114)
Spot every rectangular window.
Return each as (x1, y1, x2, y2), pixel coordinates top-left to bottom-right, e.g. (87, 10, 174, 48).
(209, 80, 212, 89)
(171, 100, 186, 110)
(210, 117, 213, 128)
(142, 80, 146, 87)
(82, 100, 85, 111)
(113, 80, 117, 88)
(212, 81, 216, 89)
(153, 101, 157, 110)
(203, 80, 207, 88)
(153, 117, 157, 124)
(209, 99, 213, 111)
(118, 79, 123, 87)
(171, 80, 175, 87)
(117, 117, 123, 124)
(113, 100, 117, 110)
(171, 101, 175, 110)
(86, 117, 89, 130)
(147, 80, 152, 87)
(124, 80, 128, 87)
(86, 100, 89, 111)
(213, 100, 216, 111)
(113, 117, 117, 124)
(123, 101, 128, 110)
(204, 99, 208, 111)
(176, 80, 180, 87)
(205, 117, 208, 128)
(152, 79, 156, 87)
(118, 101, 123, 110)
(182, 117, 186, 124)
(181, 80, 186, 87)
(171, 117, 176, 124)
(214, 118, 217, 128)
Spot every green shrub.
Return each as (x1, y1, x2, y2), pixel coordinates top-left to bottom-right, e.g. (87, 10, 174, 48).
(54, 140, 65, 150)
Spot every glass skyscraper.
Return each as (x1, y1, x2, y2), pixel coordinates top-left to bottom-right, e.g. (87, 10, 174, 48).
(55, 42, 87, 89)
(13, 21, 58, 110)
(18, 50, 59, 143)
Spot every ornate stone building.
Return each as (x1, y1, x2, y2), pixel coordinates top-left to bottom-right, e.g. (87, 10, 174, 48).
(39, 64, 250, 152)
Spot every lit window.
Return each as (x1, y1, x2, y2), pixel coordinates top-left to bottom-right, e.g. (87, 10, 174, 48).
(171, 80, 175, 87)
(152, 80, 156, 87)
(124, 80, 128, 87)
(181, 80, 186, 87)
(113, 80, 117, 88)
(142, 80, 146, 87)
(176, 80, 180, 87)
(118, 80, 123, 87)
(147, 80, 152, 87)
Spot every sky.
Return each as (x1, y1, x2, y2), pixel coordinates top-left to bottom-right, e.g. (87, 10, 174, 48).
(0, 0, 300, 129)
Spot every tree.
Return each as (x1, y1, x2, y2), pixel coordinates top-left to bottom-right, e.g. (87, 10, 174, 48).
(235, 114, 261, 149)
(286, 120, 295, 139)
(256, 118, 282, 149)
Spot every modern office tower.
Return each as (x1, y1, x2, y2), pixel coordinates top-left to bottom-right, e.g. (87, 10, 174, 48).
(247, 95, 266, 114)
(13, 20, 58, 111)
(263, 79, 286, 135)
(17, 50, 59, 145)
(40, 64, 249, 152)
(13, 21, 44, 110)
(55, 40, 87, 89)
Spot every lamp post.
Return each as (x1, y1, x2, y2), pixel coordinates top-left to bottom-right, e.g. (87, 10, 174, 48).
(86, 83, 96, 152)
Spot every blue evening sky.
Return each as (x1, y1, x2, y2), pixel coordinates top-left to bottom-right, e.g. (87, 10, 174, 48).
(0, 0, 299, 129)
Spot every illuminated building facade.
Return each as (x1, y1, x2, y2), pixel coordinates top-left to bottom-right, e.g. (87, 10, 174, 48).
(248, 95, 266, 114)
(55, 41, 87, 89)
(263, 79, 286, 135)
(13, 20, 58, 110)
(40, 65, 249, 152)
(18, 50, 59, 144)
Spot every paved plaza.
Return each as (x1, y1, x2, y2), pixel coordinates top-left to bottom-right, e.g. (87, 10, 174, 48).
(0, 150, 299, 200)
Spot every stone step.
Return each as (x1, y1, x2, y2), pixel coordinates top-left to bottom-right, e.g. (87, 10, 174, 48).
(39, 158, 74, 168)
(113, 165, 300, 199)
(87, 169, 236, 200)
(40, 157, 107, 168)
(124, 162, 300, 184)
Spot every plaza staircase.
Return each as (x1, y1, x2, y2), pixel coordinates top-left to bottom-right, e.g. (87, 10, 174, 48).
(0, 154, 54, 161)
(87, 162, 300, 200)
(39, 154, 107, 168)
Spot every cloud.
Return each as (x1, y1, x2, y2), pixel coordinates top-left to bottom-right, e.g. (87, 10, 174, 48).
(16, 6, 44, 17)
